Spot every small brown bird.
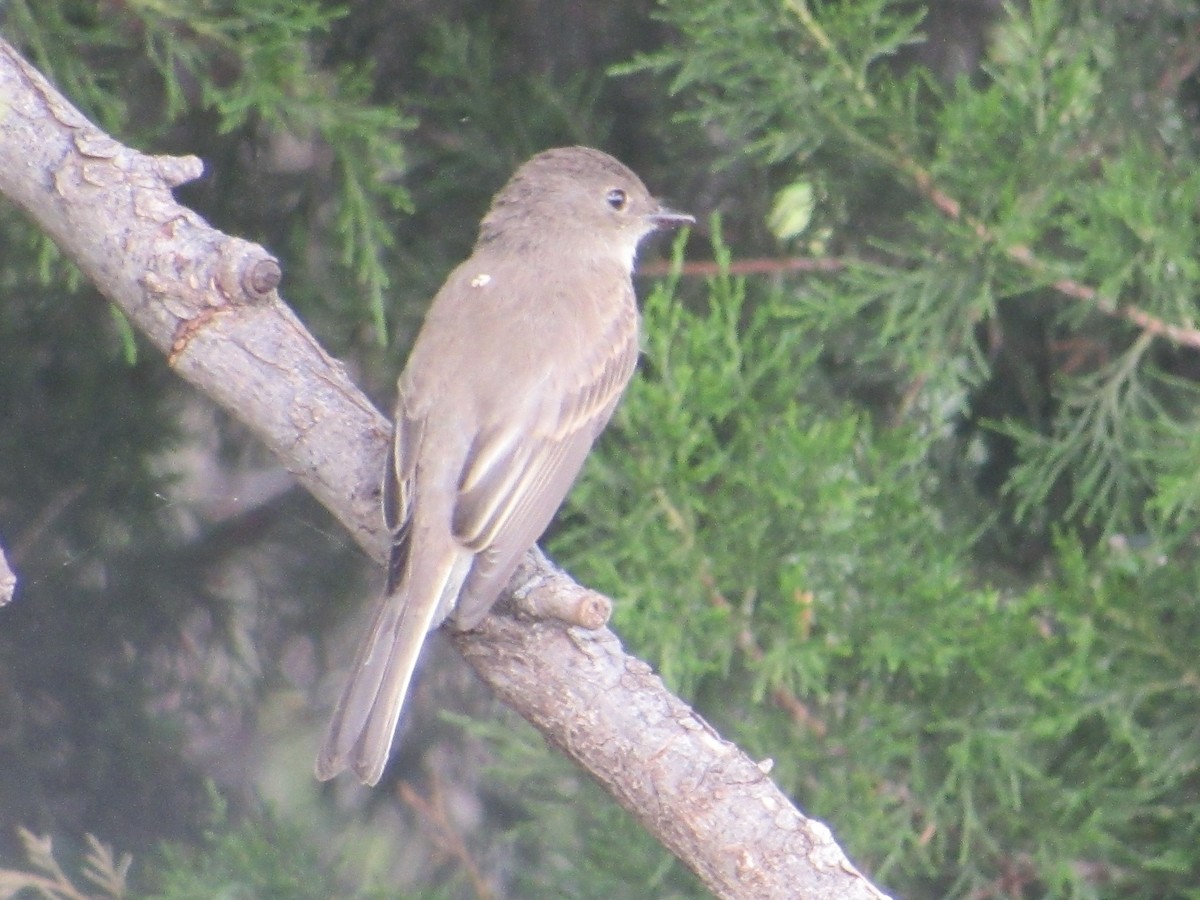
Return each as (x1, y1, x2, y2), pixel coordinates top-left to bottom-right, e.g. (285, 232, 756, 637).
(316, 147, 693, 785)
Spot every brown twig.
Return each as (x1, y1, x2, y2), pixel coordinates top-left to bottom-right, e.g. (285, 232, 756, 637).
(398, 773, 495, 900)
(779, 0, 1200, 354)
(1157, 22, 1200, 98)
(902, 154, 1200, 350)
(638, 255, 847, 279)
(701, 567, 828, 738)
(8, 483, 87, 566)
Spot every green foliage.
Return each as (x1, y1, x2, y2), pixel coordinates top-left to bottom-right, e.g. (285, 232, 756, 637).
(4, 0, 413, 343)
(618, 0, 926, 165)
(632, 0, 1200, 540)
(147, 797, 387, 900)
(569, 1, 1200, 894)
(558, 225, 973, 701)
(510, 781, 702, 900)
(549, 226, 1200, 896)
(0, 1, 403, 869)
(555, 229, 992, 889)
(412, 20, 611, 174)
(8, 0, 1200, 897)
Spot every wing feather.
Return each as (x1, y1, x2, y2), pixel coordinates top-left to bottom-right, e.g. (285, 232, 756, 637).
(383, 402, 421, 595)
(450, 300, 640, 626)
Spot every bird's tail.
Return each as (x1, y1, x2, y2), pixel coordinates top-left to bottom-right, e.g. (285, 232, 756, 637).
(315, 554, 462, 785)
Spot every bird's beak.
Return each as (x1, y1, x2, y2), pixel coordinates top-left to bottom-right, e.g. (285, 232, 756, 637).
(646, 205, 695, 230)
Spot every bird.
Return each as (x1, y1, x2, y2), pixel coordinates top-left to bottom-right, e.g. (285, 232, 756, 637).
(315, 146, 693, 785)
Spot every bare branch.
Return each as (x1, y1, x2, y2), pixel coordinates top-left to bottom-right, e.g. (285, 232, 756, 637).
(0, 38, 889, 899)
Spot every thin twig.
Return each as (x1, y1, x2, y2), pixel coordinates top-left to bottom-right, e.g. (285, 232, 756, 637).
(638, 255, 847, 278)
(398, 773, 495, 900)
(700, 567, 827, 737)
(8, 483, 86, 565)
(904, 158, 1200, 349)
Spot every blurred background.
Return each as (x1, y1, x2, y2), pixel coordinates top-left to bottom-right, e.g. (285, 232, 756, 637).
(2, 1, 1200, 897)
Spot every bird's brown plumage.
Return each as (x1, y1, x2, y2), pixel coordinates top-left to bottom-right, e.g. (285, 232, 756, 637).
(315, 147, 692, 785)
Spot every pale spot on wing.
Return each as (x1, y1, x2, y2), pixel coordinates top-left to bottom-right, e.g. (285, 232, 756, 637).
(470, 273, 492, 288)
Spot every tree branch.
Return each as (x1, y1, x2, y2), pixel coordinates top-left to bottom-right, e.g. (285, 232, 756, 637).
(900, 148, 1200, 351)
(637, 256, 847, 279)
(0, 38, 889, 899)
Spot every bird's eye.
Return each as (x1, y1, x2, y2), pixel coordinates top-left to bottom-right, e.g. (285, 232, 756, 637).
(606, 188, 628, 211)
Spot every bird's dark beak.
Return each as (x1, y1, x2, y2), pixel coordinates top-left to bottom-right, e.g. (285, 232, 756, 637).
(646, 205, 695, 230)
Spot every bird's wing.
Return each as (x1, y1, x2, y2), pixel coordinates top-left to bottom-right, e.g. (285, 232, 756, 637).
(382, 401, 422, 595)
(449, 298, 640, 627)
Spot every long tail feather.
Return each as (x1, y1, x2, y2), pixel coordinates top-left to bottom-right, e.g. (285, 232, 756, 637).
(315, 552, 462, 785)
